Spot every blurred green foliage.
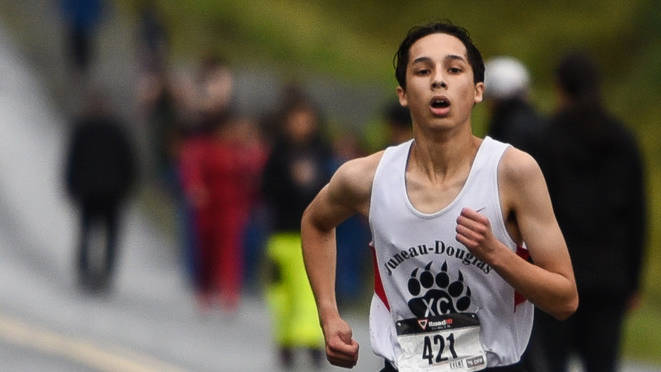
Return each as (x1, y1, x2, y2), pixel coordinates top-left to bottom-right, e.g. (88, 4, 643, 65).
(121, 0, 661, 363)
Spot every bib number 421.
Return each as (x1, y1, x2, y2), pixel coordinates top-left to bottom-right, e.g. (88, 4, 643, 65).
(422, 333, 458, 365)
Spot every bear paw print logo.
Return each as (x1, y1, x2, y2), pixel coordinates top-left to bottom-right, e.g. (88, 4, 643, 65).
(407, 261, 471, 318)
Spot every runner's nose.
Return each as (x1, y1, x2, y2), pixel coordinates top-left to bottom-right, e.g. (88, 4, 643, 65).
(432, 80, 447, 89)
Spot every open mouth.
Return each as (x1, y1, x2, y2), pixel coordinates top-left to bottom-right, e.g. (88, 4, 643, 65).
(430, 97, 450, 109)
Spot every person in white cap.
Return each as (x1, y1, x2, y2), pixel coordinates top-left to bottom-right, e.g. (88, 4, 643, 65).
(484, 57, 545, 158)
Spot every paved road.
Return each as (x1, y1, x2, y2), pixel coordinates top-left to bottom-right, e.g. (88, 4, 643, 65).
(0, 4, 659, 372)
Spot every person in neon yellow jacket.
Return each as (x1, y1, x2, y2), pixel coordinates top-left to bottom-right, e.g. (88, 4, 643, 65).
(266, 233, 324, 361)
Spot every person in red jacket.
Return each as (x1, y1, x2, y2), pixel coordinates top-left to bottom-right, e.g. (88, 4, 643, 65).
(178, 55, 267, 311)
(195, 117, 266, 311)
(181, 112, 267, 311)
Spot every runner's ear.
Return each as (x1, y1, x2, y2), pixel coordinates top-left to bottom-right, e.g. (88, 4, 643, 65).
(396, 86, 408, 108)
(473, 82, 484, 104)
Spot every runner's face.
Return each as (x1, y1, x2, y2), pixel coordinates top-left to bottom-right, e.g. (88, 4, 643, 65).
(397, 33, 484, 132)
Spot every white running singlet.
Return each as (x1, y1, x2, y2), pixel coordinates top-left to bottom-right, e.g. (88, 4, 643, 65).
(368, 137, 533, 370)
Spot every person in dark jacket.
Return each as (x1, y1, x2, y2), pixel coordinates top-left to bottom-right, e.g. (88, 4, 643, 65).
(65, 92, 137, 292)
(533, 52, 647, 372)
(261, 97, 332, 369)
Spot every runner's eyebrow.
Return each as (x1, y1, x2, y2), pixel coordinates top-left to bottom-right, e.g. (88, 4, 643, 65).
(412, 57, 433, 65)
(444, 55, 467, 63)
(412, 55, 467, 65)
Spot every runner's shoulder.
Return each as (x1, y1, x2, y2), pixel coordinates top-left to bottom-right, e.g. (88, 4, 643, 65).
(329, 150, 384, 202)
(499, 146, 542, 188)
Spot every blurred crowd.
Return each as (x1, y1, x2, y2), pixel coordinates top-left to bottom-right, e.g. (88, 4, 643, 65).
(59, 0, 386, 303)
(59, 2, 388, 367)
(133, 47, 385, 309)
(55, 2, 647, 371)
(129, 5, 387, 366)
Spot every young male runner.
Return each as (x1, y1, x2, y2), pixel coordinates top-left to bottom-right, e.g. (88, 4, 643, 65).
(301, 22, 578, 371)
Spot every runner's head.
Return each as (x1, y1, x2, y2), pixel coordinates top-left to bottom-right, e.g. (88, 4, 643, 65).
(394, 22, 484, 91)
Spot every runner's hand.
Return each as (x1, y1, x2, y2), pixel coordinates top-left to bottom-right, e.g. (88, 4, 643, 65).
(322, 316, 359, 368)
(456, 207, 501, 262)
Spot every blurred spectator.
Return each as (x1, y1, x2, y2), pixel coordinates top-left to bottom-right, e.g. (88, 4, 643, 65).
(135, 0, 169, 74)
(196, 55, 234, 120)
(60, 0, 105, 76)
(64, 89, 137, 293)
(484, 56, 545, 157)
(136, 66, 181, 187)
(261, 96, 332, 368)
(179, 56, 266, 311)
(137, 54, 232, 187)
(331, 133, 371, 305)
(136, 57, 201, 293)
(185, 115, 266, 311)
(533, 52, 647, 372)
(175, 120, 208, 289)
(259, 81, 309, 144)
(384, 102, 411, 145)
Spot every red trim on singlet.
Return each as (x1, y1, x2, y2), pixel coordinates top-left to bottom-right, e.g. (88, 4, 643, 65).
(370, 242, 390, 311)
(514, 245, 530, 310)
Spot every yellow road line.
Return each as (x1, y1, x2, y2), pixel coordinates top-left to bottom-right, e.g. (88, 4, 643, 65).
(0, 312, 188, 372)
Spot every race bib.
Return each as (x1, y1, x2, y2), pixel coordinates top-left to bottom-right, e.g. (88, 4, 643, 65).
(395, 313, 487, 372)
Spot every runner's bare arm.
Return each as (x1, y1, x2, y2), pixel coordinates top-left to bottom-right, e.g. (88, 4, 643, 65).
(456, 148, 578, 320)
(301, 152, 381, 368)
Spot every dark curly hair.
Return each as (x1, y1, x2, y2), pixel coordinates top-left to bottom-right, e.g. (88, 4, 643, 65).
(393, 21, 484, 89)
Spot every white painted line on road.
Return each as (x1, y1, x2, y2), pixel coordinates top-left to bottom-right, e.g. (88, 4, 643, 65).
(0, 312, 188, 372)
